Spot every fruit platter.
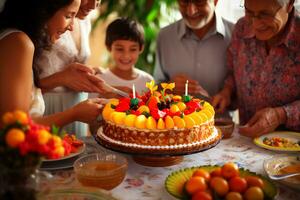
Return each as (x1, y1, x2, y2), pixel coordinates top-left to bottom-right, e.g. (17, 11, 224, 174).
(43, 134, 85, 162)
(165, 162, 278, 200)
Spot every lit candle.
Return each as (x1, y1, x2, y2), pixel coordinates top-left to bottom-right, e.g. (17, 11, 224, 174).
(185, 80, 188, 96)
(132, 84, 136, 98)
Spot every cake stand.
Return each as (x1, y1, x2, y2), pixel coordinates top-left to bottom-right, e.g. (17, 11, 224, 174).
(93, 127, 222, 167)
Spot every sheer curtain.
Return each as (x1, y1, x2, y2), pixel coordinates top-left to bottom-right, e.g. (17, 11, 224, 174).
(216, 0, 300, 23)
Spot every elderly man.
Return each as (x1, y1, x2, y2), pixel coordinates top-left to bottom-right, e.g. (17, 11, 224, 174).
(212, 0, 300, 137)
(154, 0, 234, 97)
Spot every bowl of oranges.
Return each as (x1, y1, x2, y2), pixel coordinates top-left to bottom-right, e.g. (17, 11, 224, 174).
(165, 162, 278, 200)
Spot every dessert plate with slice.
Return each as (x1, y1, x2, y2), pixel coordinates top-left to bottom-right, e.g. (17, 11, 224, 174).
(253, 131, 300, 152)
(264, 154, 300, 191)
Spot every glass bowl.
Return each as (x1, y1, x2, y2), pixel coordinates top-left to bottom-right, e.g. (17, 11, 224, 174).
(215, 118, 235, 139)
(73, 153, 128, 190)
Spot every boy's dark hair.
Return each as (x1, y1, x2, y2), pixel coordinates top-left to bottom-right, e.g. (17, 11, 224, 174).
(105, 18, 144, 50)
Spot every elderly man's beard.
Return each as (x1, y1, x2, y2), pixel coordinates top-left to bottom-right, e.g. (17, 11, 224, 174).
(183, 2, 215, 30)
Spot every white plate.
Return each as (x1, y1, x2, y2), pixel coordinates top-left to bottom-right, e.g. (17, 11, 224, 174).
(43, 143, 86, 162)
(253, 131, 300, 152)
(264, 155, 300, 191)
(39, 156, 78, 170)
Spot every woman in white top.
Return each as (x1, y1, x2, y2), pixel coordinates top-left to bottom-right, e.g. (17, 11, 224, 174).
(36, 0, 102, 136)
(0, 0, 104, 128)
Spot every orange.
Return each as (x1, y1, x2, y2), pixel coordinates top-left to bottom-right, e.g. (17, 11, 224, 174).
(210, 177, 229, 197)
(177, 102, 186, 111)
(157, 118, 165, 129)
(189, 113, 201, 125)
(244, 186, 264, 200)
(245, 176, 264, 189)
(102, 99, 119, 120)
(37, 130, 51, 145)
(146, 116, 156, 129)
(221, 162, 239, 179)
(170, 104, 180, 113)
(192, 191, 212, 200)
(210, 167, 222, 177)
(51, 135, 63, 147)
(2, 112, 15, 125)
(192, 169, 211, 182)
(13, 110, 28, 124)
(225, 192, 243, 200)
(185, 176, 207, 195)
(229, 176, 248, 193)
(5, 128, 25, 148)
(54, 146, 65, 157)
(135, 115, 147, 129)
(183, 115, 195, 128)
(112, 112, 126, 125)
(124, 114, 137, 127)
(165, 116, 174, 129)
(173, 116, 186, 128)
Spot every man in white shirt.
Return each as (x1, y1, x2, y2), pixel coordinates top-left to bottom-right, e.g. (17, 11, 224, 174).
(154, 0, 234, 97)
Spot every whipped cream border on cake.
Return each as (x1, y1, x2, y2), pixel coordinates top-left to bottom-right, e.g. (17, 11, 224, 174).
(97, 127, 218, 150)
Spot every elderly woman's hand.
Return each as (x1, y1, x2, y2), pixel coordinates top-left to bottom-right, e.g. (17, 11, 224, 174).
(239, 107, 287, 138)
(60, 62, 105, 93)
(211, 87, 231, 113)
(171, 74, 209, 97)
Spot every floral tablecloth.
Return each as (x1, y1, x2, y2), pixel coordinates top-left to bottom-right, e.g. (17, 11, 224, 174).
(40, 128, 299, 200)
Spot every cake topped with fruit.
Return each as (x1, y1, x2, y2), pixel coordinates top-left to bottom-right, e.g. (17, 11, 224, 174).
(98, 81, 221, 153)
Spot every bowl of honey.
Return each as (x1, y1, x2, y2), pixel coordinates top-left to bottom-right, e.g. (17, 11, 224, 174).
(74, 153, 128, 190)
(215, 118, 235, 139)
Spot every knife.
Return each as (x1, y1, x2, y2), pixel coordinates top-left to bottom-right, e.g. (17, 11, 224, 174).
(194, 93, 211, 102)
(102, 83, 130, 98)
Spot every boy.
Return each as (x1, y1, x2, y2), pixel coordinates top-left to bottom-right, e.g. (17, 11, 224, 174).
(93, 18, 153, 98)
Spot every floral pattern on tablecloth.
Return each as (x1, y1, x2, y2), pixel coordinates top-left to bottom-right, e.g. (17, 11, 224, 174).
(39, 130, 299, 200)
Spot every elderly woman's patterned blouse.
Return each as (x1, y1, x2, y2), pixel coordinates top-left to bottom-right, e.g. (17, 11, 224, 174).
(225, 10, 300, 130)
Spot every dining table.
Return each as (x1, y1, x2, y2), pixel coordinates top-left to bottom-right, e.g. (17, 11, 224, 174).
(38, 126, 300, 200)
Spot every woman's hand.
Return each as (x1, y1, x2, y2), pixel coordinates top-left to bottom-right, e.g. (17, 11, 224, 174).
(239, 107, 287, 138)
(211, 87, 231, 113)
(60, 63, 105, 93)
(70, 98, 106, 124)
(171, 74, 209, 97)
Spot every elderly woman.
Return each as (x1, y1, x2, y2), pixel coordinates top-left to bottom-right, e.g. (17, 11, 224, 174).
(212, 0, 300, 137)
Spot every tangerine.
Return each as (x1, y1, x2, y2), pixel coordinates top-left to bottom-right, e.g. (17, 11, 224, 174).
(193, 169, 211, 182)
(5, 128, 25, 148)
(192, 191, 212, 200)
(185, 176, 207, 195)
(221, 162, 239, 179)
(2, 112, 15, 125)
(13, 110, 28, 124)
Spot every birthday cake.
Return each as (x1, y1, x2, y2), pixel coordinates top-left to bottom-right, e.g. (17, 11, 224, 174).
(97, 81, 221, 154)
